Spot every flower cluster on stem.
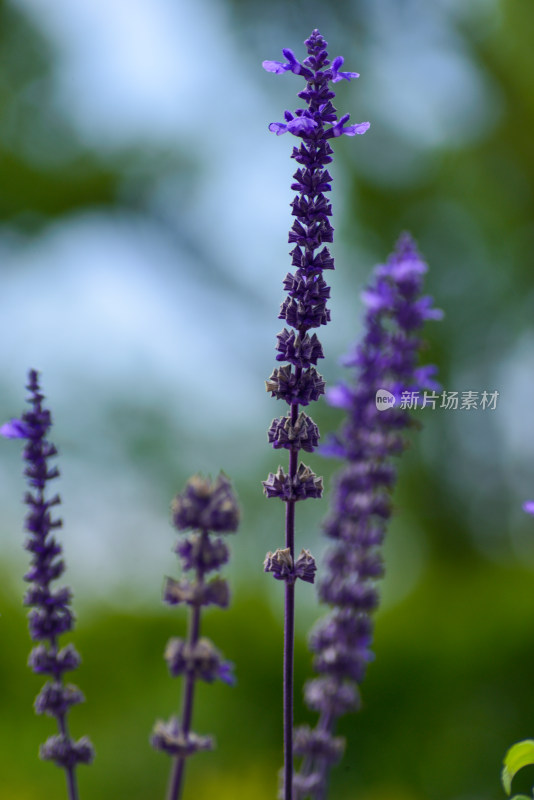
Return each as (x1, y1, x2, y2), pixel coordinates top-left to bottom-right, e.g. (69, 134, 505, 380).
(1, 369, 94, 800)
(151, 473, 239, 800)
(293, 234, 442, 799)
(262, 29, 369, 800)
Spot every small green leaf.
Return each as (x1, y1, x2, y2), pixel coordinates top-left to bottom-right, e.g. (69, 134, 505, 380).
(502, 741, 534, 795)
(510, 795, 533, 800)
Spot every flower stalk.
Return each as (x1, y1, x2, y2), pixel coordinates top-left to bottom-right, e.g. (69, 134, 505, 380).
(262, 29, 369, 800)
(1, 369, 94, 800)
(151, 474, 239, 800)
(293, 234, 442, 799)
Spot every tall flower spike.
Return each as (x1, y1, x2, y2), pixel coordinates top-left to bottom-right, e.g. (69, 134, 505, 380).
(293, 234, 442, 799)
(1, 370, 94, 800)
(262, 29, 369, 800)
(152, 473, 239, 800)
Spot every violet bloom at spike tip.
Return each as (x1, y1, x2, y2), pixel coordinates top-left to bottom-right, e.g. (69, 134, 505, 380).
(523, 501, 534, 515)
(2, 370, 94, 800)
(293, 235, 441, 799)
(262, 29, 369, 800)
(153, 473, 240, 800)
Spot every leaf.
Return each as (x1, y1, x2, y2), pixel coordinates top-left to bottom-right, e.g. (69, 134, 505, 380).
(502, 741, 534, 795)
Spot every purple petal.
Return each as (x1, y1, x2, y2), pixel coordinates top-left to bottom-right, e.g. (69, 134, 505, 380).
(0, 418, 31, 439)
(414, 365, 441, 392)
(262, 60, 290, 74)
(218, 661, 236, 686)
(318, 436, 347, 459)
(331, 57, 361, 83)
(281, 48, 303, 75)
(331, 56, 360, 83)
(328, 115, 371, 139)
(286, 116, 318, 135)
(268, 122, 288, 135)
(332, 70, 360, 83)
(282, 48, 298, 65)
(341, 121, 371, 136)
(523, 501, 534, 515)
(414, 296, 444, 321)
(327, 384, 353, 410)
(361, 283, 395, 311)
(383, 257, 427, 280)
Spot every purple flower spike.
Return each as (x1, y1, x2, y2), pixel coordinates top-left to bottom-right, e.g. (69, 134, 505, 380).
(523, 501, 534, 515)
(154, 473, 240, 800)
(263, 29, 369, 800)
(3, 370, 94, 798)
(294, 235, 441, 798)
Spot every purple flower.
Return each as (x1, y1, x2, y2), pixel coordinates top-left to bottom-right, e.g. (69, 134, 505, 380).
(0, 417, 33, 438)
(164, 637, 236, 685)
(330, 56, 360, 83)
(523, 501, 534, 515)
(269, 110, 319, 136)
(293, 234, 441, 798)
(262, 48, 312, 78)
(171, 473, 239, 533)
(325, 114, 371, 138)
(262, 464, 323, 502)
(1, 370, 94, 795)
(151, 718, 213, 758)
(264, 547, 317, 584)
(263, 29, 369, 800)
(153, 473, 240, 800)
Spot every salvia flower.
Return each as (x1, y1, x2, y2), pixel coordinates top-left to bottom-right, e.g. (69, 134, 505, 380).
(1, 369, 94, 800)
(262, 29, 369, 800)
(152, 473, 239, 800)
(293, 234, 442, 799)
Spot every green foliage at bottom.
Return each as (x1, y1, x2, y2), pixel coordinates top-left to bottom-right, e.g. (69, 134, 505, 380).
(2, 555, 534, 800)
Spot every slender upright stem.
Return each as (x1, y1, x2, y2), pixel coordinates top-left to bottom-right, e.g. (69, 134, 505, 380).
(64, 759, 79, 800)
(55, 706, 79, 800)
(45, 528, 80, 800)
(283, 577, 295, 800)
(167, 534, 205, 800)
(284, 400, 299, 800)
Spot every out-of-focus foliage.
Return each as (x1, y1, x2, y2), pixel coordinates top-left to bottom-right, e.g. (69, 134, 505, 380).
(0, 1, 119, 229)
(502, 740, 534, 797)
(3, 555, 534, 800)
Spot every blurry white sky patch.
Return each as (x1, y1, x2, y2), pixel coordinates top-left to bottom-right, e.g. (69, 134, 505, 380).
(0, 212, 271, 430)
(16, 0, 261, 147)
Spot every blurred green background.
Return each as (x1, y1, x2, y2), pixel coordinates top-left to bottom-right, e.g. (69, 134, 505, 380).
(1, 0, 534, 798)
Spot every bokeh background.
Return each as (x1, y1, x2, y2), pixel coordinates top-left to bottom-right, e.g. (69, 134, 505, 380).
(1, 0, 534, 797)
